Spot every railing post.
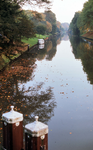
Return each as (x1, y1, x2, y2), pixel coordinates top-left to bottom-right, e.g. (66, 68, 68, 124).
(2, 106, 23, 150)
(25, 116, 48, 150)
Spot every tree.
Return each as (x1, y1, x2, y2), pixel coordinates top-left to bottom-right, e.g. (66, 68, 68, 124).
(51, 24, 57, 34)
(69, 12, 80, 35)
(0, 0, 36, 45)
(17, 12, 36, 40)
(36, 24, 46, 35)
(7, 0, 51, 9)
(44, 11, 57, 34)
(56, 21, 62, 34)
(0, 0, 52, 43)
(45, 11, 56, 24)
(46, 21, 52, 33)
(0, 0, 21, 43)
(77, 0, 93, 33)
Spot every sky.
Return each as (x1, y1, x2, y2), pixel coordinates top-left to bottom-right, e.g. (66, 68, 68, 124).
(23, 0, 88, 24)
(51, 0, 88, 23)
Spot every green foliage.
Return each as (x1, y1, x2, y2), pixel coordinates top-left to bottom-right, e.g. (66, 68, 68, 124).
(44, 11, 56, 24)
(2, 54, 10, 63)
(56, 21, 64, 34)
(44, 11, 57, 34)
(17, 12, 36, 39)
(7, 0, 51, 8)
(24, 10, 63, 35)
(69, 12, 80, 35)
(69, 0, 93, 35)
(51, 24, 57, 34)
(77, 0, 93, 34)
(0, 0, 21, 42)
(0, 0, 36, 45)
(36, 24, 46, 35)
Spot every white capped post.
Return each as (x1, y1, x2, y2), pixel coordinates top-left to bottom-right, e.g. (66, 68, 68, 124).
(2, 106, 23, 150)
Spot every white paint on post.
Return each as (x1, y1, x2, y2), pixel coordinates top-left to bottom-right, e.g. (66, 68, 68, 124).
(2, 105, 23, 123)
(25, 116, 48, 137)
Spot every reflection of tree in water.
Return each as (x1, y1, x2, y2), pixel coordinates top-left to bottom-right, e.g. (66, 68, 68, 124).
(57, 38, 61, 45)
(46, 38, 57, 61)
(46, 47, 56, 61)
(0, 53, 36, 119)
(16, 83, 56, 125)
(37, 46, 47, 61)
(37, 37, 58, 61)
(79, 42, 93, 84)
(69, 36, 82, 59)
(46, 41, 52, 52)
(62, 34, 69, 41)
(0, 53, 36, 141)
(0, 81, 56, 124)
(69, 35, 93, 84)
(0, 52, 56, 144)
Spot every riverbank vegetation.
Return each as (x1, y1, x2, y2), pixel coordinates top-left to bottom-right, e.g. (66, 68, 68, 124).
(69, 0, 93, 39)
(0, 0, 65, 71)
(22, 34, 49, 47)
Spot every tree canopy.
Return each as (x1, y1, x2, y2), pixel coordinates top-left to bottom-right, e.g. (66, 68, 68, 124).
(24, 10, 63, 35)
(77, 0, 93, 33)
(69, 12, 80, 35)
(7, 0, 51, 6)
(36, 24, 46, 35)
(0, 0, 36, 45)
(0, 0, 63, 51)
(69, 0, 93, 35)
(0, 0, 52, 43)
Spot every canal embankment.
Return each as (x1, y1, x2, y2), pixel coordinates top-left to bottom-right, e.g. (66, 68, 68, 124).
(81, 31, 93, 41)
(0, 34, 57, 72)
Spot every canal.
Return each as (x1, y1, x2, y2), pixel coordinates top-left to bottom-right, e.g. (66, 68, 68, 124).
(0, 34, 93, 150)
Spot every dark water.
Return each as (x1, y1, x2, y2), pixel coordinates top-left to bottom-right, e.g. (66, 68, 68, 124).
(0, 35, 93, 150)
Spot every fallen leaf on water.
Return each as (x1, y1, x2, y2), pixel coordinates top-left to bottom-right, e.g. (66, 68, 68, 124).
(69, 132, 72, 134)
(90, 130, 92, 132)
(60, 92, 64, 94)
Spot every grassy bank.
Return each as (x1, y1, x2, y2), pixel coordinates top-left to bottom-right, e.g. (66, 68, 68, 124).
(22, 34, 50, 47)
(0, 34, 50, 71)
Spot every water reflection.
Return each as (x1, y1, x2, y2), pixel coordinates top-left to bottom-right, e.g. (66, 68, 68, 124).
(0, 49, 57, 144)
(37, 37, 57, 61)
(1, 34, 93, 149)
(62, 34, 69, 41)
(69, 36, 93, 84)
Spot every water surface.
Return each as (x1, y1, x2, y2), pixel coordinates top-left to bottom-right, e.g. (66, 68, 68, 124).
(0, 35, 93, 150)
